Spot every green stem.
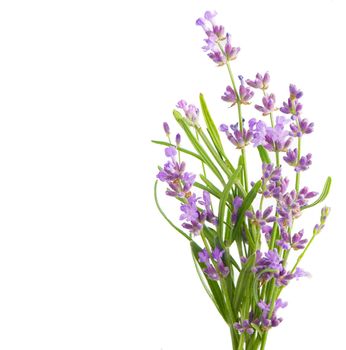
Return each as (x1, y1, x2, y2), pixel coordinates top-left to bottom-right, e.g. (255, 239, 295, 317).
(218, 42, 249, 193)
(196, 130, 207, 180)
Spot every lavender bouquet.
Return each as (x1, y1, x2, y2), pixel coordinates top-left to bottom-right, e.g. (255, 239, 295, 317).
(153, 10, 331, 349)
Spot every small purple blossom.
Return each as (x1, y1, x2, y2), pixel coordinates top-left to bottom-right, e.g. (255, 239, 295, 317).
(264, 116, 292, 152)
(246, 72, 270, 90)
(163, 122, 170, 135)
(289, 117, 314, 137)
(221, 85, 237, 105)
(238, 76, 254, 104)
(258, 299, 287, 330)
(176, 100, 200, 125)
(175, 133, 181, 146)
(198, 247, 229, 280)
(225, 33, 240, 61)
(255, 93, 276, 115)
(207, 49, 226, 66)
(219, 121, 254, 149)
(157, 147, 196, 198)
(245, 206, 276, 228)
(284, 149, 312, 173)
(232, 196, 243, 224)
(249, 118, 267, 147)
(289, 84, 303, 100)
(234, 320, 254, 335)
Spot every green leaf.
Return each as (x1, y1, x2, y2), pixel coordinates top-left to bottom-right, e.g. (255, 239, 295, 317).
(230, 180, 262, 247)
(234, 254, 256, 311)
(190, 241, 228, 323)
(193, 181, 220, 199)
(199, 93, 224, 153)
(200, 175, 223, 198)
(257, 145, 271, 164)
(154, 181, 191, 241)
(302, 176, 332, 210)
(217, 166, 242, 242)
(151, 140, 203, 161)
(173, 110, 226, 185)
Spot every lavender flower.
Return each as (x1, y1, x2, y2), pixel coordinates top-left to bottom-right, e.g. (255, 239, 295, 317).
(249, 118, 267, 147)
(246, 72, 270, 90)
(252, 249, 282, 283)
(221, 85, 237, 105)
(175, 133, 181, 146)
(207, 49, 226, 66)
(234, 320, 254, 335)
(255, 93, 276, 116)
(163, 122, 170, 135)
(289, 84, 303, 100)
(280, 84, 303, 117)
(232, 196, 243, 224)
(238, 76, 254, 104)
(276, 227, 308, 250)
(198, 247, 229, 280)
(258, 299, 287, 330)
(157, 147, 196, 198)
(176, 100, 199, 125)
(277, 188, 318, 227)
(219, 121, 254, 149)
(264, 116, 292, 152)
(260, 163, 289, 199)
(199, 191, 218, 225)
(225, 33, 240, 61)
(245, 206, 276, 228)
(180, 190, 217, 235)
(289, 117, 314, 137)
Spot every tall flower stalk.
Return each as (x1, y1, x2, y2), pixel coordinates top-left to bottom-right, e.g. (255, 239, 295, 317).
(152, 10, 332, 350)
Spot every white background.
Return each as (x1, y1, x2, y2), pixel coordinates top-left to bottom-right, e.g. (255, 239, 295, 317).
(0, 0, 345, 349)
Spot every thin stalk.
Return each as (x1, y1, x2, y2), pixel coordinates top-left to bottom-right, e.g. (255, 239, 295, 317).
(196, 130, 207, 179)
(217, 42, 249, 193)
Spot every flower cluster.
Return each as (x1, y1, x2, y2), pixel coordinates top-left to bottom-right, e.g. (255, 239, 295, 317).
(154, 9, 332, 348)
(176, 100, 200, 126)
(157, 147, 196, 198)
(198, 246, 230, 280)
(180, 191, 218, 235)
(196, 11, 240, 65)
(252, 249, 305, 287)
(234, 298, 287, 335)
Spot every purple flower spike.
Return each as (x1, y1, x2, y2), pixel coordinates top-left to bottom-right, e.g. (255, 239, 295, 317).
(290, 117, 314, 137)
(157, 147, 196, 198)
(198, 246, 229, 281)
(295, 153, 312, 172)
(246, 72, 270, 90)
(239, 76, 254, 104)
(176, 99, 200, 125)
(221, 85, 237, 105)
(207, 49, 226, 66)
(291, 229, 308, 250)
(264, 116, 292, 153)
(283, 148, 298, 166)
(234, 320, 254, 335)
(289, 84, 303, 100)
(232, 196, 243, 224)
(175, 133, 181, 146)
(163, 122, 170, 135)
(294, 267, 311, 280)
(225, 33, 240, 61)
(255, 93, 276, 115)
(219, 122, 253, 149)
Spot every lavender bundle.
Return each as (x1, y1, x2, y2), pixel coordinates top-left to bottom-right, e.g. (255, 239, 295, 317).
(153, 10, 331, 350)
